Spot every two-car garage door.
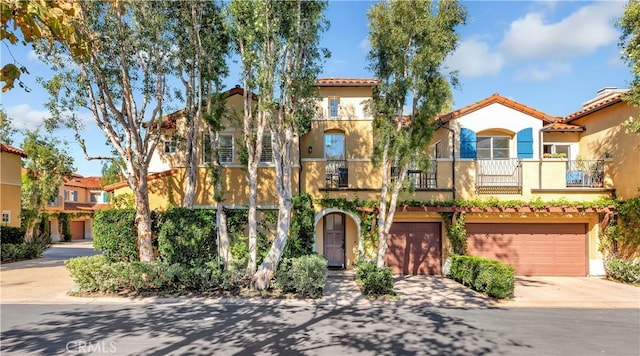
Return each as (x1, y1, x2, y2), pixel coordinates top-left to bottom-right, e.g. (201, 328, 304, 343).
(385, 222, 442, 275)
(466, 223, 587, 276)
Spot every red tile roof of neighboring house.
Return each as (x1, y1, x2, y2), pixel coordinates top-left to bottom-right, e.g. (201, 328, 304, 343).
(563, 92, 625, 123)
(315, 78, 380, 87)
(64, 176, 104, 190)
(438, 93, 560, 124)
(64, 202, 111, 213)
(103, 168, 178, 192)
(0, 143, 27, 158)
(541, 122, 585, 132)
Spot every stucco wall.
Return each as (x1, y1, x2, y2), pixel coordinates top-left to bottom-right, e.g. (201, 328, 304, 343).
(0, 152, 23, 227)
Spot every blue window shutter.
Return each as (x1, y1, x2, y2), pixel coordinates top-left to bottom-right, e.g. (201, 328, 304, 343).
(102, 192, 107, 203)
(517, 128, 534, 159)
(460, 128, 477, 159)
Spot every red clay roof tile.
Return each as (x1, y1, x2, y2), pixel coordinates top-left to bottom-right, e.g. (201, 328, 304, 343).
(0, 144, 27, 158)
(563, 92, 625, 123)
(438, 93, 560, 123)
(315, 78, 380, 87)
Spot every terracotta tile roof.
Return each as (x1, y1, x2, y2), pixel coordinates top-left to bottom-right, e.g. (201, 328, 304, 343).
(315, 78, 380, 87)
(563, 92, 625, 123)
(541, 122, 585, 132)
(64, 202, 111, 212)
(103, 168, 178, 192)
(64, 175, 104, 190)
(438, 93, 560, 124)
(0, 143, 27, 158)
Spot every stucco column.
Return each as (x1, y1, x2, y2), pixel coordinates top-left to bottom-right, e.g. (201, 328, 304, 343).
(50, 217, 60, 242)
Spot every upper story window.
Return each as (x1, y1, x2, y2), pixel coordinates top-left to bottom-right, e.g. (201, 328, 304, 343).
(48, 196, 60, 207)
(543, 144, 570, 158)
(203, 134, 234, 164)
(328, 97, 339, 118)
(260, 134, 273, 163)
(430, 141, 443, 159)
(90, 192, 104, 203)
(163, 139, 177, 154)
(477, 136, 509, 159)
(64, 190, 78, 202)
(324, 133, 345, 160)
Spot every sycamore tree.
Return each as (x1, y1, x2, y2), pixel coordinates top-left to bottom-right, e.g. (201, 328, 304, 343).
(167, 1, 230, 208)
(229, 0, 274, 275)
(0, 108, 17, 144)
(38, 1, 174, 261)
(618, 0, 640, 134)
(252, 0, 328, 289)
(367, 0, 466, 268)
(21, 130, 74, 241)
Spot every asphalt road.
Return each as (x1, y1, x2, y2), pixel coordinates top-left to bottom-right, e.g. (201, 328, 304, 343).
(1, 302, 638, 356)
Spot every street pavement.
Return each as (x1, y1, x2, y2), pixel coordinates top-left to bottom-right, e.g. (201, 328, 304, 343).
(1, 241, 639, 355)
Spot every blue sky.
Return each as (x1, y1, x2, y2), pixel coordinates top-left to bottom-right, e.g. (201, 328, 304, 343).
(0, 0, 632, 176)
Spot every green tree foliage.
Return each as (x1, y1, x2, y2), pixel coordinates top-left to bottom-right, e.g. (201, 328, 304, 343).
(366, 0, 466, 267)
(0, 0, 87, 91)
(618, 0, 640, 134)
(0, 108, 17, 145)
(21, 130, 74, 241)
(39, 1, 175, 261)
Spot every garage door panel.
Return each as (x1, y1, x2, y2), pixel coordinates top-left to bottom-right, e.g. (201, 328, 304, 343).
(71, 221, 85, 240)
(386, 223, 442, 275)
(467, 223, 586, 276)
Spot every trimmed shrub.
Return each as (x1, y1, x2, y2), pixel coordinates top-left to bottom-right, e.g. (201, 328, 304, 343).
(354, 259, 395, 296)
(448, 255, 515, 299)
(157, 208, 217, 266)
(0, 242, 43, 262)
(276, 254, 327, 298)
(93, 209, 138, 262)
(0, 226, 25, 244)
(605, 259, 640, 284)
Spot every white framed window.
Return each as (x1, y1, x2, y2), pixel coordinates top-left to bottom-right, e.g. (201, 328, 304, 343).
(543, 144, 570, 158)
(328, 97, 339, 118)
(48, 196, 60, 207)
(203, 134, 234, 164)
(430, 141, 443, 159)
(90, 192, 103, 203)
(477, 136, 509, 159)
(64, 190, 78, 202)
(324, 133, 345, 160)
(163, 139, 177, 154)
(260, 135, 273, 163)
(2, 210, 10, 224)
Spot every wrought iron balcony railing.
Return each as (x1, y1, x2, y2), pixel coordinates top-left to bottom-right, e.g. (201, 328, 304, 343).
(325, 159, 348, 188)
(566, 160, 605, 187)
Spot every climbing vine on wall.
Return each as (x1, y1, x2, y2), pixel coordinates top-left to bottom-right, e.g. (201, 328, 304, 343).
(58, 212, 72, 242)
(440, 212, 467, 255)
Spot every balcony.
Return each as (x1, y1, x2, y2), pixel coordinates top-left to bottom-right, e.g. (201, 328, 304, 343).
(476, 159, 522, 194)
(326, 159, 348, 188)
(565, 160, 605, 188)
(391, 160, 437, 189)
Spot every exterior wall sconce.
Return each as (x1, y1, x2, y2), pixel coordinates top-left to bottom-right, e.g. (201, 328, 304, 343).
(308, 146, 313, 154)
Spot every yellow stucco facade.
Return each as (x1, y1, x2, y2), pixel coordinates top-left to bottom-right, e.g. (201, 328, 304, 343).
(0, 145, 26, 228)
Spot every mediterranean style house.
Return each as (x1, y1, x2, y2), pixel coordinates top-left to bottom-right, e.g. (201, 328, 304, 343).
(45, 173, 111, 241)
(0, 144, 27, 228)
(105, 79, 640, 277)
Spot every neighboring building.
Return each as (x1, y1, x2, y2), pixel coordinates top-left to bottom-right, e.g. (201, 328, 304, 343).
(46, 173, 111, 241)
(0, 144, 27, 228)
(105, 79, 640, 277)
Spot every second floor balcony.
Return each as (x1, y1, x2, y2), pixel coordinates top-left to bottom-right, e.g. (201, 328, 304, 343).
(326, 159, 348, 188)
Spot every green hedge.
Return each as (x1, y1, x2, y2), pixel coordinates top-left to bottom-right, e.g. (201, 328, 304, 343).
(605, 259, 640, 284)
(1, 242, 44, 262)
(0, 226, 25, 244)
(354, 259, 395, 296)
(448, 255, 515, 299)
(157, 208, 217, 266)
(93, 209, 139, 262)
(275, 254, 327, 298)
(65, 255, 248, 294)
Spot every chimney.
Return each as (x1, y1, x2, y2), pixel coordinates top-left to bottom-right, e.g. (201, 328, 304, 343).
(582, 87, 627, 108)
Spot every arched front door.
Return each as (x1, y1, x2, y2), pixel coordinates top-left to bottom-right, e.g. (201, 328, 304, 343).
(324, 213, 345, 268)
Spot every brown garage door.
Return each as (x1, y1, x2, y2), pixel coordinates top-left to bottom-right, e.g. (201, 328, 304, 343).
(466, 223, 587, 276)
(385, 222, 442, 275)
(71, 221, 85, 240)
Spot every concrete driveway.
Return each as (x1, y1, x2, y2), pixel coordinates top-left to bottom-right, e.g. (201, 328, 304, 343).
(511, 276, 640, 308)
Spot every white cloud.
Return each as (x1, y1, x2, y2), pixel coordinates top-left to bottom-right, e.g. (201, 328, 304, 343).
(500, 1, 625, 61)
(359, 37, 371, 53)
(444, 39, 504, 78)
(27, 50, 39, 61)
(514, 62, 571, 81)
(5, 104, 50, 130)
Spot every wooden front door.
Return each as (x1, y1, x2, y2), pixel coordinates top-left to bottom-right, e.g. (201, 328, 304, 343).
(324, 213, 345, 268)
